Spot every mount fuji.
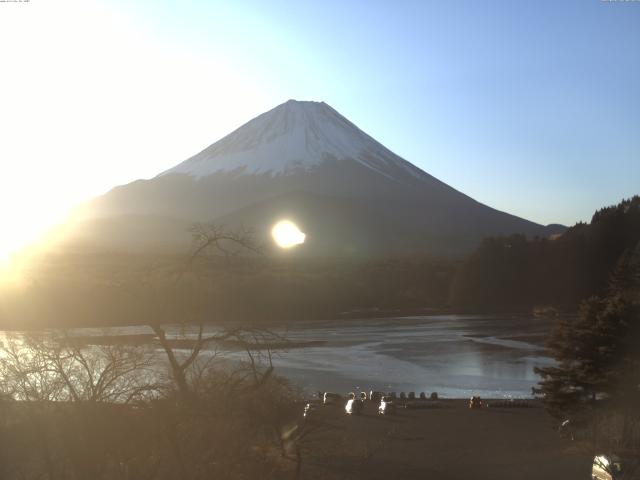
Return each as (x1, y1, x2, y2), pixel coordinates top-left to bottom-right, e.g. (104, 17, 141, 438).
(80, 100, 563, 256)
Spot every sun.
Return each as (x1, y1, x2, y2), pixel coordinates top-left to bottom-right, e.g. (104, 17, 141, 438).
(271, 220, 305, 249)
(0, 234, 30, 265)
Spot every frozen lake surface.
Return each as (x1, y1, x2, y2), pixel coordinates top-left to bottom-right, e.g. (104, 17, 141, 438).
(49, 314, 556, 399)
(265, 314, 554, 398)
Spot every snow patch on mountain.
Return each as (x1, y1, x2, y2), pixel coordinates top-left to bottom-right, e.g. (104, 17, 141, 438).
(160, 100, 425, 180)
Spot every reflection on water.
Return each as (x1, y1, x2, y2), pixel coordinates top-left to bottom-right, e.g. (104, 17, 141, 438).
(9, 314, 555, 399)
(265, 314, 555, 398)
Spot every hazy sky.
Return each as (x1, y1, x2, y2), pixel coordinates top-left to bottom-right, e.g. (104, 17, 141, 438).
(1, 0, 638, 256)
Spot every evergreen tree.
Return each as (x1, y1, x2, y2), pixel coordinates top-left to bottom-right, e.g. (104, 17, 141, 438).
(535, 244, 640, 421)
(451, 196, 640, 310)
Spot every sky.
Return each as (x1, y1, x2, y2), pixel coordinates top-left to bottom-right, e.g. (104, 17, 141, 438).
(0, 0, 638, 258)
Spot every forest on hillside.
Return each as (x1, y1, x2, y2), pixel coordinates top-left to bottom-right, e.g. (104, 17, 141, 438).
(450, 196, 640, 311)
(0, 252, 455, 329)
(1, 197, 638, 329)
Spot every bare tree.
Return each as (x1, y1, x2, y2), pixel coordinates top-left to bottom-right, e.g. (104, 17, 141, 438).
(0, 332, 163, 404)
(0, 224, 301, 480)
(146, 223, 271, 403)
(187, 222, 262, 267)
(0, 331, 167, 480)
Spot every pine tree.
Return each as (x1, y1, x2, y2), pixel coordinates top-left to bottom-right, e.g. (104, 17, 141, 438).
(535, 243, 640, 419)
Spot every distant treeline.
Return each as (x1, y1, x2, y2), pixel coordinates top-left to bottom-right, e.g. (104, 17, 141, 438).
(0, 253, 455, 328)
(2, 197, 638, 328)
(450, 196, 640, 311)
(202, 257, 456, 322)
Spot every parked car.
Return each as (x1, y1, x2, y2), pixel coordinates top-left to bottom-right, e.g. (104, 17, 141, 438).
(378, 396, 396, 415)
(558, 417, 587, 441)
(369, 391, 384, 402)
(303, 402, 319, 418)
(592, 454, 624, 480)
(345, 398, 364, 415)
(558, 419, 573, 439)
(469, 396, 483, 409)
(323, 392, 343, 405)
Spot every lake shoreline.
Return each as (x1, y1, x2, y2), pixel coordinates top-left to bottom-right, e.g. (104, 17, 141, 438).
(0, 305, 570, 332)
(2, 314, 555, 399)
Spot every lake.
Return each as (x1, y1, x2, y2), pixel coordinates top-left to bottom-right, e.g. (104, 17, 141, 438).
(28, 314, 556, 399)
(259, 314, 555, 398)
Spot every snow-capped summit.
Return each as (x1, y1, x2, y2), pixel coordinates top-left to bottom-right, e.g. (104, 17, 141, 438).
(161, 100, 421, 180)
(83, 100, 564, 256)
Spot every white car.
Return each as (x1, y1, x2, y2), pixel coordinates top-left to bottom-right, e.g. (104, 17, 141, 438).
(303, 402, 318, 418)
(592, 454, 624, 480)
(345, 398, 364, 415)
(378, 396, 397, 415)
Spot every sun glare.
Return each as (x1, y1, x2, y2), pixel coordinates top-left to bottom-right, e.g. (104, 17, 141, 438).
(0, 232, 33, 268)
(271, 220, 306, 249)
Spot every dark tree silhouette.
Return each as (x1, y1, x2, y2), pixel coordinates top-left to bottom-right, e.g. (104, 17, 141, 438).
(535, 243, 640, 452)
(451, 196, 640, 310)
(146, 223, 267, 403)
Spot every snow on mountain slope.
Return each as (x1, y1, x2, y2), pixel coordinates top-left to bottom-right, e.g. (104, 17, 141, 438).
(80, 99, 564, 256)
(161, 99, 424, 180)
